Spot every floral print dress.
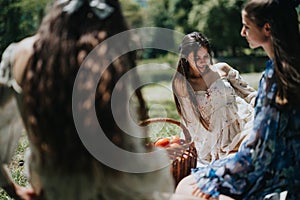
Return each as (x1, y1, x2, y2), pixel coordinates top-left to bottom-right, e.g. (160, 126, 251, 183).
(192, 60, 300, 199)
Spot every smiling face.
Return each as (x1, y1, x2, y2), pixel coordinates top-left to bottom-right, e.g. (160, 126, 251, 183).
(187, 47, 211, 77)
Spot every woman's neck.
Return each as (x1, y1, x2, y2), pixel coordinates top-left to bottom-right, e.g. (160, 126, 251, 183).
(263, 40, 274, 60)
(188, 69, 219, 91)
(188, 77, 208, 91)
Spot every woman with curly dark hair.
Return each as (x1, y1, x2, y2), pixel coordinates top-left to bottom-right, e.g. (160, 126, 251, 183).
(0, 0, 173, 199)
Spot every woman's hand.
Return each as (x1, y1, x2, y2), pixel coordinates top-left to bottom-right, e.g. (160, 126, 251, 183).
(192, 186, 234, 200)
(1, 164, 40, 200)
(13, 183, 40, 200)
(214, 62, 232, 77)
(2, 183, 39, 200)
(176, 174, 235, 200)
(192, 186, 216, 199)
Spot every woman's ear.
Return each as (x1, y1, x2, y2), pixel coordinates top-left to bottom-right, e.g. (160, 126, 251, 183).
(263, 23, 271, 36)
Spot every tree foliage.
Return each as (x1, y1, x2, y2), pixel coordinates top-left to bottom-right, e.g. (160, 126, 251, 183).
(169, 0, 194, 33)
(1, 0, 299, 57)
(0, 0, 48, 55)
(188, 0, 247, 56)
(143, 0, 176, 58)
(120, 0, 145, 28)
(144, 0, 249, 57)
(147, 0, 175, 29)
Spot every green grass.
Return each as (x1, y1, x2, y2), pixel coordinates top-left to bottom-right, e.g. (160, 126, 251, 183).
(9, 134, 29, 187)
(0, 133, 29, 199)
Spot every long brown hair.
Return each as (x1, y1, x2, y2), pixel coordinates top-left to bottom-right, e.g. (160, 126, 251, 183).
(243, 0, 300, 106)
(22, 0, 147, 171)
(172, 32, 213, 130)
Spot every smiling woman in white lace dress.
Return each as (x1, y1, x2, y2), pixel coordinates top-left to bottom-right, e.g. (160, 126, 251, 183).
(172, 32, 257, 165)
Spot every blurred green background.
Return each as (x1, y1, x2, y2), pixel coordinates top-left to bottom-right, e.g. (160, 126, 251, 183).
(1, 0, 299, 73)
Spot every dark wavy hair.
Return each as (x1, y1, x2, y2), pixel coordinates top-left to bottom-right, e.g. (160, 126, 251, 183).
(22, 0, 147, 171)
(243, 0, 300, 106)
(172, 32, 213, 130)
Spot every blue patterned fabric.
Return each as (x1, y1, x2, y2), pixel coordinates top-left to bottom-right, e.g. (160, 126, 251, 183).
(192, 60, 300, 199)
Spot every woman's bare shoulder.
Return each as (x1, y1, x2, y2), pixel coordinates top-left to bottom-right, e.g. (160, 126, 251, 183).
(14, 35, 38, 57)
(13, 35, 39, 85)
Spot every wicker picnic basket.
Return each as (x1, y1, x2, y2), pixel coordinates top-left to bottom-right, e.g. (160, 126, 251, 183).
(139, 117, 197, 186)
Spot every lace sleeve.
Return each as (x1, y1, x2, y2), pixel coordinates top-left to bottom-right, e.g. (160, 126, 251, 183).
(0, 97, 23, 187)
(0, 43, 22, 93)
(0, 43, 24, 187)
(227, 68, 257, 106)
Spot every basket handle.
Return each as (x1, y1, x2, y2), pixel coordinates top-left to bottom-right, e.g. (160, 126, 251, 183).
(139, 117, 192, 143)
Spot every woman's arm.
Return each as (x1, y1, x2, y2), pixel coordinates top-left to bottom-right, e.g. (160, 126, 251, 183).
(0, 43, 22, 199)
(215, 62, 257, 106)
(0, 38, 38, 200)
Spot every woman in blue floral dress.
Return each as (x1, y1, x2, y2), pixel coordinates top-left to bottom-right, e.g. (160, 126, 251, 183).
(175, 0, 300, 199)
